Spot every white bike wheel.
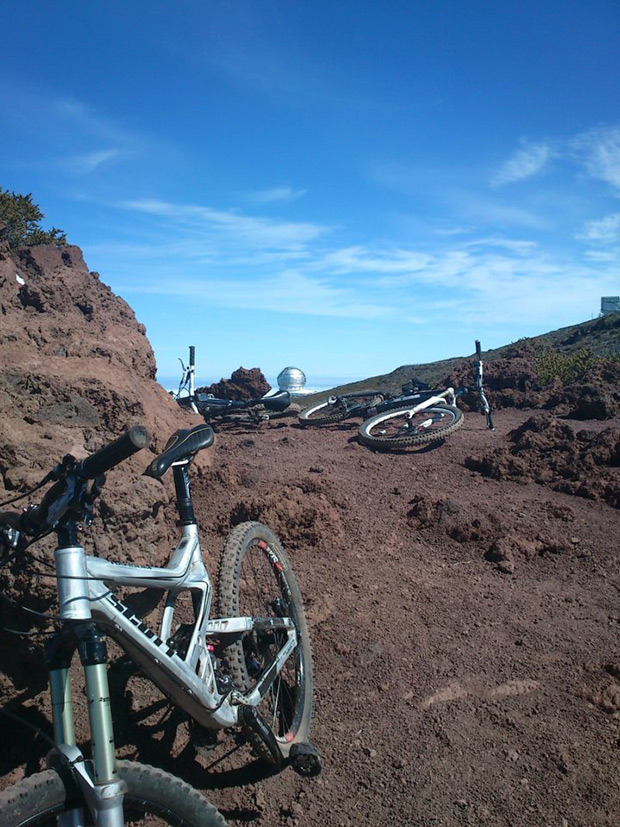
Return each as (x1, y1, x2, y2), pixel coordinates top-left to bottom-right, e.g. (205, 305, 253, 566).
(358, 404, 464, 450)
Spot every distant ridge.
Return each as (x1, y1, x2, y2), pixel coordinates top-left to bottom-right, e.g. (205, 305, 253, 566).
(305, 312, 620, 401)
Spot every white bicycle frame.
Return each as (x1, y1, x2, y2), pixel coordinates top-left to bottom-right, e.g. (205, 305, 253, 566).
(49, 521, 297, 827)
(395, 387, 457, 422)
(55, 525, 298, 731)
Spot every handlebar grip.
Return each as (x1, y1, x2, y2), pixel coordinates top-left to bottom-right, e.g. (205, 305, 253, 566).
(78, 426, 151, 479)
(475, 340, 482, 359)
(189, 346, 195, 368)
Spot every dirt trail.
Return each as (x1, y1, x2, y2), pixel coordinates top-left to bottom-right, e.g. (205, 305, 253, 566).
(181, 409, 619, 827)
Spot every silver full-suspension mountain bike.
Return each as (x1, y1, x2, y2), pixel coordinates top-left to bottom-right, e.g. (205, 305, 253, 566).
(0, 423, 319, 826)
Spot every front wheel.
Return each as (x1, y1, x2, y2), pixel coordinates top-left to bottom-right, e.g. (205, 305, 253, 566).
(0, 760, 228, 826)
(216, 522, 313, 765)
(358, 404, 464, 450)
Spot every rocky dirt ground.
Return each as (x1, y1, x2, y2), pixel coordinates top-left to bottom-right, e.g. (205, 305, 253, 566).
(3, 409, 619, 827)
(1, 241, 619, 826)
(194, 410, 620, 827)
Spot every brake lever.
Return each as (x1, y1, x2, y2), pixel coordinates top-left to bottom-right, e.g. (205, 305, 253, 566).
(80, 475, 106, 527)
(0, 525, 21, 552)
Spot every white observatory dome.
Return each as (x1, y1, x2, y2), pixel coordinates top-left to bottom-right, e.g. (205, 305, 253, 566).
(277, 366, 307, 392)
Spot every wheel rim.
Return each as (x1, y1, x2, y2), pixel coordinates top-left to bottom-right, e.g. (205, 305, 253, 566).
(368, 407, 456, 440)
(237, 539, 306, 743)
(303, 400, 340, 421)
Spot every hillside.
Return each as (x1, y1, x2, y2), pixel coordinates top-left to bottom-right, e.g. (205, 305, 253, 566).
(306, 312, 620, 401)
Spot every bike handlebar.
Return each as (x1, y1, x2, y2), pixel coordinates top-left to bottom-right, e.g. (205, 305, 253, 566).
(0, 427, 151, 541)
(78, 426, 151, 480)
(189, 346, 195, 368)
(475, 340, 482, 359)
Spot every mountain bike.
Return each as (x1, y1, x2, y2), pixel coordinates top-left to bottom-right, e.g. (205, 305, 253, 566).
(0, 424, 320, 826)
(172, 346, 291, 424)
(298, 382, 428, 426)
(358, 340, 494, 450)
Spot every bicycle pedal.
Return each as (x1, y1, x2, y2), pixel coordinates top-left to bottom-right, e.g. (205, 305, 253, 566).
(289, 742, 322, 777)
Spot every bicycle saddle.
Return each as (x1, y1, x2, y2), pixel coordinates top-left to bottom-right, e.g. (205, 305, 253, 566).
(402, 377, 431, 394)
(143, 424, 214, 479)
(261, 390, 291, 412)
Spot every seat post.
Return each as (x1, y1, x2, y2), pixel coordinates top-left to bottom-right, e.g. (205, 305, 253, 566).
(173, 463, 196, 525)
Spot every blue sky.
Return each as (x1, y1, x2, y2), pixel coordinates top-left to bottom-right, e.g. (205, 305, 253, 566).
(2, 1, 619, 385)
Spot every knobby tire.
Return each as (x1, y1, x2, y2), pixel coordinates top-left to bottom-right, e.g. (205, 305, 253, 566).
(298, 399, 349, 425)
(0, 760, 228, 826)
(216, 522, 313, 765)
(358, 404, 464, 450)
(298, 393, 384, 426)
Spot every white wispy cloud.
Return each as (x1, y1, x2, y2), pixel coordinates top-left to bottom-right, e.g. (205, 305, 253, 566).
(247, 186, 307, 204)
(314, 246, 431, 275)
(492, 140, 554, 186)
(464, 236, 538, 254)
(571, 125, 620, 190)
(0, 87, 154, 178)
(121, 199, 327, 249)
(411, 247, 616, 326)
(52, 97, 139, 146)
(454, 193, 551, 230)
(122, 268, 388, 319)
(81, 168, 616, 340)
(61, 148, 128, 174)
(577, 212, 620, 244)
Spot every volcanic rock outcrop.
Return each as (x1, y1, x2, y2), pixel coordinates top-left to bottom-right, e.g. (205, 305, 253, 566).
(197, 367, 271, 400)
(0, 242, 205, 693)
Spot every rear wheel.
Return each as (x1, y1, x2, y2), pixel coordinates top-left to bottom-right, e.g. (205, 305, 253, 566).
(0, 760, 227, 826)
(216, 522, 313, 764)
(298, 393, 384, 425)
(358, 404, 464, 450)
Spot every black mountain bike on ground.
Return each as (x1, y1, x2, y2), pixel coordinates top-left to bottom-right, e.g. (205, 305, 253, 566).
(298, 383, 425, 426)
(172, 347, 292, 424)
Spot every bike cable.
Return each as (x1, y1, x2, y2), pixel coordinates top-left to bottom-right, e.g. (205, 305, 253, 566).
(0, 706, 57, 748)
(0, 473, 56, 508)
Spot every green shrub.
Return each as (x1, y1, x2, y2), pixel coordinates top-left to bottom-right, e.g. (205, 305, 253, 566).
(0, 188, 67, 248)
(535, 347, 601, 386)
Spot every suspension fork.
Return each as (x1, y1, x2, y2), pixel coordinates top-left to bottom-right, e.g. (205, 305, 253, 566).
(50, 531, 126, 826)
(47, 622, 126, 827)
(474, 339, 495, 430)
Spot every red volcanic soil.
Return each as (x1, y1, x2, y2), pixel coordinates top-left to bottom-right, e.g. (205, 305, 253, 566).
(5, 411, 619, 826)
(191, 411, 620, 827)
(1, 240, 619, 826)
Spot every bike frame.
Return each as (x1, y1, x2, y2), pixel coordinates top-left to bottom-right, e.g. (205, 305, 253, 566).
(387, 387, 457, 421)
(48, 508, 297, 825)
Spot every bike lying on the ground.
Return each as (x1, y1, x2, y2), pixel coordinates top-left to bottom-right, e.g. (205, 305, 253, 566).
(358, 340, 494, 450)
(298, 384, 424, 426)
(173, 346, 292, 424)
(0, 424, 319, 826)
